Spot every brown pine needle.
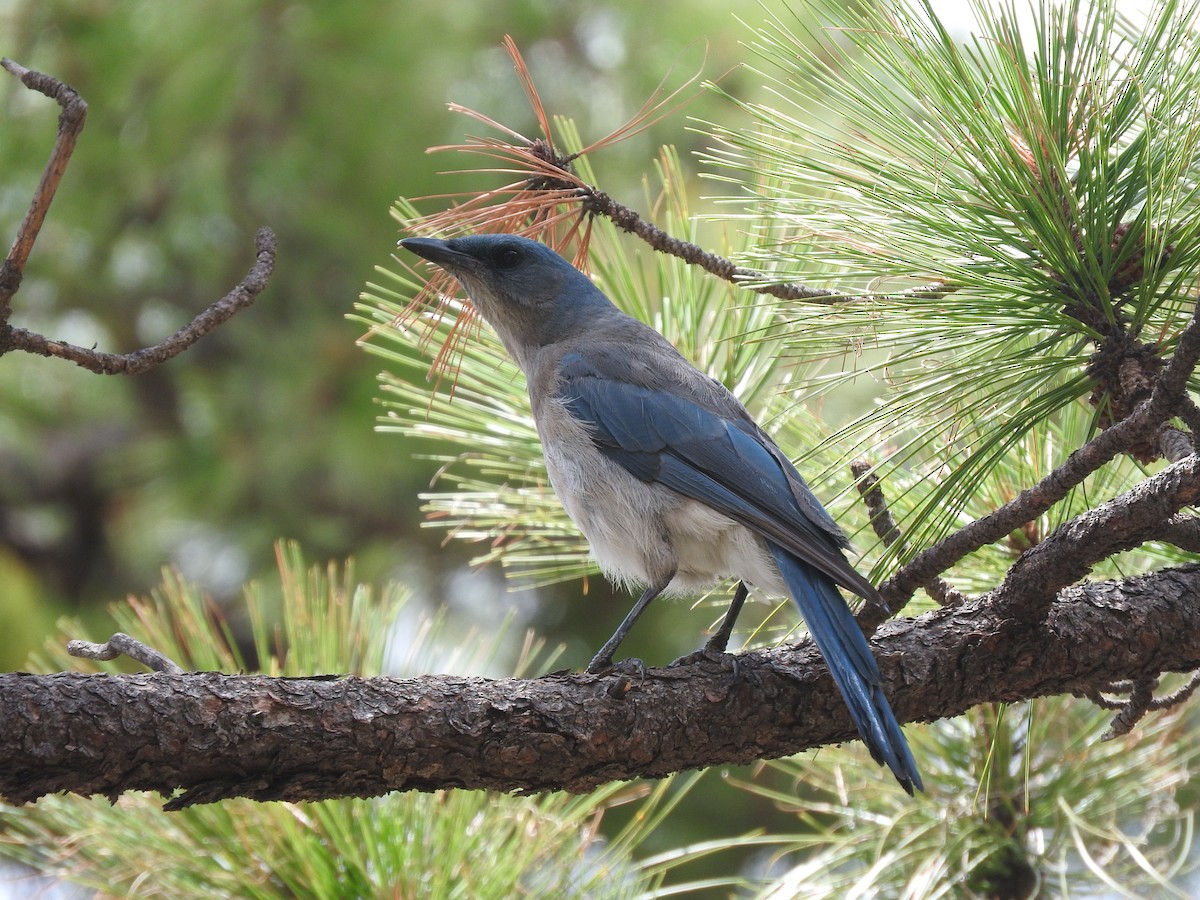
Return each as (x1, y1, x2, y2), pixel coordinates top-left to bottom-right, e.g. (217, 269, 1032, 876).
(398, 35, 705, 392)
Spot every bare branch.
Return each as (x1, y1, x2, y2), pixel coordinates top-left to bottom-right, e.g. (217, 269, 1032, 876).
(1149, 670, 1200, 713)
(0, 57, 88, 321)
(1099, 676, 1158, 739)
(67, 632, 185, 675)
(1082, 670, 1200, 740)
(0, 59, 276, 374)
(850, 460, 966, 615)
(0, 227, 276, 373)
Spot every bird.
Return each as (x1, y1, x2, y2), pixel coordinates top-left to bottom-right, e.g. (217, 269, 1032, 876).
(401, 232, 922, 794)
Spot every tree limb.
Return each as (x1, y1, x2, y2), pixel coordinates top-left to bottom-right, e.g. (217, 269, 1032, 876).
(995, 453, 1200, 617)
(884, 295, 1200, 606)
(0, 57, 87, 319)
(0, 58, 276, 373)
(3, 564, 1198, 810)
(0, 227, 276, 374)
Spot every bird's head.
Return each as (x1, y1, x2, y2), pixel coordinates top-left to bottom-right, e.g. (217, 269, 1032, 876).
(400, 234, 616, 367)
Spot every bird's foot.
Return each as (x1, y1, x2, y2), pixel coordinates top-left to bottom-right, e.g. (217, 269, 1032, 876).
(587, 655, 647, 699)
(669, 641, 740, 676)
(585, 654, 646, 681)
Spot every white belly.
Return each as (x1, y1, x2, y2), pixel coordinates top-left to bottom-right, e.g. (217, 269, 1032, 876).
(537, 399, 783, 597)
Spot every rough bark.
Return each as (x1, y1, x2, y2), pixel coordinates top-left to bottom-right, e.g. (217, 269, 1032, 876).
(2, 565, 1197, 810)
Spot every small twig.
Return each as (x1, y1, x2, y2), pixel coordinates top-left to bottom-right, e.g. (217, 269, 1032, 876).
(0, 227, 276, 373)
(1148, 670, 1200, 712)
(67, 632, 185, 674)
(850, 461, 966, 616)
(584, 187, 840, 300)
(1082, 670, 1200, 739)
(1081, 682, 1131, 710)
(1100, 676, 1157, 739)
(579, 187, 957, 305)
(0, 57, 88, 321)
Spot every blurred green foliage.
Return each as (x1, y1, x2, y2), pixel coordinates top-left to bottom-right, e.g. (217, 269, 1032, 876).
(0, 0, 744, 669)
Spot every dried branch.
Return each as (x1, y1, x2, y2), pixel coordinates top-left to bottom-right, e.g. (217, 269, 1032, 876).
(0, 58, 276, 374)
(850, 460, 966, 615)
(1082, 670, 1200, 740)
(67, 632, 184, 675)
(1099, 676, 1158, 739)
(0, 227, 276, 373)
(0, 57, 88, 320)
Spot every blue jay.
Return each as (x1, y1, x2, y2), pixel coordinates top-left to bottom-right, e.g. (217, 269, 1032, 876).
(401, 233, 922, 794)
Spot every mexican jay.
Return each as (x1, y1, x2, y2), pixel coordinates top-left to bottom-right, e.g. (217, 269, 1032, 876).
(401, 233, 922, 794)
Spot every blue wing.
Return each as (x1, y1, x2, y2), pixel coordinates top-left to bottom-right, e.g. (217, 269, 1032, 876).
(558, 351, 879, 602)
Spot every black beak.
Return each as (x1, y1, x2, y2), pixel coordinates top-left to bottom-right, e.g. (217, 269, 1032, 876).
(400, 237, 478, 275)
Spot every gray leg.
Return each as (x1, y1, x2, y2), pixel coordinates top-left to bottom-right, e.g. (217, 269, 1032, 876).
(586, 572, 675, 674)
(705, 581, 748, 654)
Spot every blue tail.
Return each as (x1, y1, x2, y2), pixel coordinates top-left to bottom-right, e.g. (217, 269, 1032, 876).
(768, 543, 923, 794)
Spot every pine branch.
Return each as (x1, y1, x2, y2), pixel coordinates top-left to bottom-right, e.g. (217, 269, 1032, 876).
(883, 295, 1200, 605)
(3, 564, 1199, 809)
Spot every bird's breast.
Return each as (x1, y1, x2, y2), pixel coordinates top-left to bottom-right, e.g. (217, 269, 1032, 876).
(534, 397, 782, 596)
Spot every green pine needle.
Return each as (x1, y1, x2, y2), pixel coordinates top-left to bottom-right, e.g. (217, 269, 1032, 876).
(704, 0, 1200, 574)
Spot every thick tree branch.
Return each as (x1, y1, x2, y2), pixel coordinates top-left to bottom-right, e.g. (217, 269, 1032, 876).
(3, 565, 1198, 810)
(1151, 514, 1200, 552)
(996, 453, 1200, 617)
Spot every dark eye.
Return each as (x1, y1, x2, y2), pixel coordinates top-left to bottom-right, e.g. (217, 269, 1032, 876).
(495, 246, 523, 268)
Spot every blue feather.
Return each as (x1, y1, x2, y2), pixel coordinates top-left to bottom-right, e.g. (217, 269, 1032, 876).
(768, 545, 922, 794)
(560, 359, 878, 600)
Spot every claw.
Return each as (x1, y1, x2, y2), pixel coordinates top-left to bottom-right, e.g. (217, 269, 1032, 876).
(588, 656, 647, 684)
(670, 644, 740, 678)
